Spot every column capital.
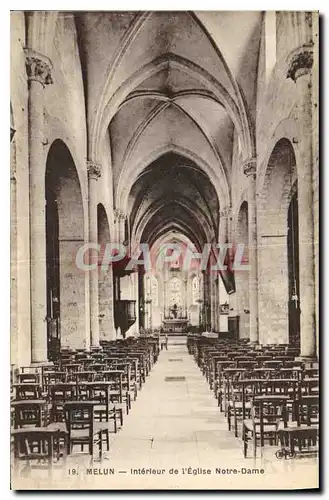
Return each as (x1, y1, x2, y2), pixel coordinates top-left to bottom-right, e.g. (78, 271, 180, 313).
(114, 208, 127, 222)
(243, 158, 257, 178)
(220, 206, 232, 219)
(87, 161, 102, 180)
(24, 49, 53, 87)
(286, 45, 314, 83)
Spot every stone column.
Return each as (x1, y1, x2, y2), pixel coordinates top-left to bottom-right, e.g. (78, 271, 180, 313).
(287, 45, 316, 358)
(211, 276, 219, 332)
(202, 270, 211, 331)
(25, 49, 53, 363)
(98, 261, 116, 341)
(87, 161, 101, 347)
(243, 158, 259, 343)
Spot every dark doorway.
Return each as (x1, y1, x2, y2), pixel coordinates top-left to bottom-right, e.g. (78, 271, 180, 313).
(45, 181, 61, 360)
(287, 189, 300, 348)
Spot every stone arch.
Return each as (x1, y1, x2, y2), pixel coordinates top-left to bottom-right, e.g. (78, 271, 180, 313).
(257, 118, 299, 196)
(258, 137, 297, 345)
(45, 139, 87, 352)
(118, 144, 228, 214)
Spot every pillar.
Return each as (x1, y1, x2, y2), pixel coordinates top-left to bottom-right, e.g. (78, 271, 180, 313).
(287, 45, 316, 358)
(99, 262, 116, 341)
(87, 161, 101, 347)
(219, 207, 230, 334)
(25, 49, 53, 363)
(203, 270, 211, 331)
(243, 159, 259, 343)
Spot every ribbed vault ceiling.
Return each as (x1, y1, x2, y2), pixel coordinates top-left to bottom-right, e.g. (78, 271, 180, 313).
(75, 11, 262, 248)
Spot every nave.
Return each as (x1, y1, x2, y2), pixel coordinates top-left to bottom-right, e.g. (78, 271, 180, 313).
(10, 11, 319, 491)
(11, 336, 318, 490)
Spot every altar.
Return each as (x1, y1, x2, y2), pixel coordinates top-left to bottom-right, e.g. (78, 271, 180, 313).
(162, 318, 188, 333)
(162, 304, 188, 333)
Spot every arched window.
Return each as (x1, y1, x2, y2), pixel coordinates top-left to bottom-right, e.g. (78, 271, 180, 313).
(169, 277, 181, 306)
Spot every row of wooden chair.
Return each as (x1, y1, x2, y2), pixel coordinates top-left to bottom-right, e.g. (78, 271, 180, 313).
(188, 334, 319, 459)
(11, 335, 161, 475)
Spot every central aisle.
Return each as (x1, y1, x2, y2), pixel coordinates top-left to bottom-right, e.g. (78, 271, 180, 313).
(108, 340, 241, 473)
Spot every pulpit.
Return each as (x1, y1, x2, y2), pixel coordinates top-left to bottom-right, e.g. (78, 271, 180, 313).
(114, 300, 136, 338)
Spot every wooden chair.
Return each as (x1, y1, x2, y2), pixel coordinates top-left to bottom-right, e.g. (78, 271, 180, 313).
(277, 396, 319, 458)
(49, 383, 77, 422)
(242, 395, 288, 458)
(96, 371, 130, 414)
(85, 382, 120, 433)
(63, 401, 110, 460)
(43, 372, 67, 393)
(215, 361, 236, 407)
(227, 379, 258, 437)
(222, 368, 246, 415)
(12, 427, 67, 477)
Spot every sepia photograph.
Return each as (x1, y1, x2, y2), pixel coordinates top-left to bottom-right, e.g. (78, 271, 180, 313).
(10, 9, 319, 490)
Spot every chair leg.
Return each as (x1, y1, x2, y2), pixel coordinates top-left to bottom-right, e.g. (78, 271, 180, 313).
(106, 430, 110, 451)
(243, 424, 247, 458)
(98, 431, 102, 459)
(234, 413, 238, 438)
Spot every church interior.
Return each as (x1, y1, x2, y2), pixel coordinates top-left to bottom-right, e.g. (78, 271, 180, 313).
(10, 11, 319, 489)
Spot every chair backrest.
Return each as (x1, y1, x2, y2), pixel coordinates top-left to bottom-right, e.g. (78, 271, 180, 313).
(299, 378, 319, 397)
(15, 384, 42, 400)
(87, 383, 110, 420)
(296, 397, 319, 426)
(63, 363, 81, 374)
(44, 372, 67, 386)
(251, 398, 285, 429)
(50, 383, 76, 401)
(17, 373, 39, 384)
(237, 361, 258, 370)
(263, 360, 283, 369)
(13, 428, 56, 462)
(50, 384, 76, 422)
(88, 363, 107, 372)
(64, 402, 94, 439)
(13, 402, 42, 428)
(72, 371, 95, 383)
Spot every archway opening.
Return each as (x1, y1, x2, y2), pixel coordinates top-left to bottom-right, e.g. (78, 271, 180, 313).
(258, 137, 297, 345)
(287, 187, 300, 347)
(45, 140, 85, 358)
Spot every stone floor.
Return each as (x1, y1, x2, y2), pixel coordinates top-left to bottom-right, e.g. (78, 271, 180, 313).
(12, 338, 319, 490)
